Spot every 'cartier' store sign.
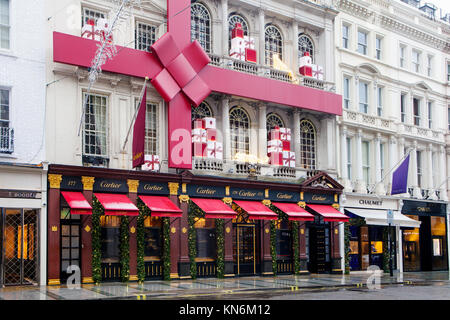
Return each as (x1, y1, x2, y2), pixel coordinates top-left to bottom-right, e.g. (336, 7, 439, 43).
(138, 182, 169, 195)
(187, 185, 225, 198)
(269, 190, 300, 202)
(303, 193, 334, 204)
(230, 187, 265, 200)
(94, 179, 128, 193)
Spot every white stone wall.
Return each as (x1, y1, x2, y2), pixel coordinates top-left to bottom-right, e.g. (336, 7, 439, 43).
(334, 0, 450, 201)
(45, 0, 339, 179)
(0, 0, 46, 165)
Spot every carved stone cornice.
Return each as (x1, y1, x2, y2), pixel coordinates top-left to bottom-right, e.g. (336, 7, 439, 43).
(82, 176, 95, 191)
(338, 0, 373, 19)
(48, 174, 62, 189)
(127, 179, 139, 193)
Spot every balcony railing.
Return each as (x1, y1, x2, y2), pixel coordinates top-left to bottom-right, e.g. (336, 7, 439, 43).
(208, 53, 331, 91)
(0, 127, 14, 154)
(193, 157, 223, 172)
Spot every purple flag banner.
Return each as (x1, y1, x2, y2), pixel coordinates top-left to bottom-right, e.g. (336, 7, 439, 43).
(391, 154, 410, 195)
(132, 87, 147, 168)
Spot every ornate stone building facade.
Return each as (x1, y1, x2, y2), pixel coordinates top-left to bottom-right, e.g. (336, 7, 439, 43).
(334, 0, 450, 272)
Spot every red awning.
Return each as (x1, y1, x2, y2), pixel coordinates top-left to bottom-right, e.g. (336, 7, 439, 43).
(138, 196, 182, 217)
(61, 191, 92, 215)
(233, 200, 278, 220)
(191, 198, 237, 219)
(306, 204, 349, 222)
(94, 193, 139, 216)
(272, 202, 315, 221)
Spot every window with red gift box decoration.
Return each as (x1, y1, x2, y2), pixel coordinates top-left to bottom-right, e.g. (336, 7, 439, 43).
(135, 21, 156, 52)
(299, 119, 316, 170)
(265, 24, 283, 67)
(228, 14, 249, 50)
(192, 102, 213, 127)
(266, 113, 285, 132)
(298, 34, 315, 64)
(191, 2, 211, 53)
(81, 7, 106, 27)
(229, 106, 250, 158)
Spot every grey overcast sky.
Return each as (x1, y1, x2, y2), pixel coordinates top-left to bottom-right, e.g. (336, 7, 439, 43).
(426, 0, 450, 14)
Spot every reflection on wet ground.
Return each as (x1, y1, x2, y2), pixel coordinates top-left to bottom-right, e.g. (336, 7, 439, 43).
(0, 271, 449, 300)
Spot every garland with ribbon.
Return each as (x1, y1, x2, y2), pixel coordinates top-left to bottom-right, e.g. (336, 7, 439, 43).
(119, 216, 130, 282)
(92, 196, 103, 284)
(162, 217, 171, 280)
(292, 221, 300, 274)
(136, 202, 146, 283)
(215, 218, 225, 278)
(270, 220, 277, 276)
(188, 200, 201, 279)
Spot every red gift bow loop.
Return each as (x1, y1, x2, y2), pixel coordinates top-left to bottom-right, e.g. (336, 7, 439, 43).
(150, 33, 211, 107)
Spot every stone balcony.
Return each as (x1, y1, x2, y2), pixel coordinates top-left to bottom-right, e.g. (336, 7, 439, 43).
(208, 54, 334, 92)
(341, 109, 445, 142)
(191, 157, 327, 181)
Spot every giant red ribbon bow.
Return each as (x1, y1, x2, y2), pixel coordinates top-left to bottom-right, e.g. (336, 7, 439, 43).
(150, 33, 211, 107)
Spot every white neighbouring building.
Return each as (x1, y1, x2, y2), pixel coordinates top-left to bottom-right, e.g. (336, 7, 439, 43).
(334, 0, 450, 273)
(0, 0, 47, 286)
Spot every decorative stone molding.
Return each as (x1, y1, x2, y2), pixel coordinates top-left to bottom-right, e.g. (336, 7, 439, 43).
(179, 195, 190, 203)
(297, 201, 306, 208)
(222, 197, 233, 205)
(48, 174, 62, 189)
(81, 176, 95, 191)
(262, 199, 271, 206)
(127, 179, 139, 193)
(168, 182, 179, 196)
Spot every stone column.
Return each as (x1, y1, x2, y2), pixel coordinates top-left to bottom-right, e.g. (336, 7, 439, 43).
(355, 129, 366, 193)
(354, 76, 359, 112)
(47, 174, 62, 285)
(372, 80, 378, 116)
(292, 22, 299, 72)
(387, 136, 397, 193)
(340, 126, 351, 191)
(127, 179, 139, 281)
(81, 176, 95, 284)
(439, 146, 448, 201)
(331, 220, 342, 274)
(221, 97, 231, 162)
(221, 0, 228, 56)
(298, 220, 308, 273)
(374, 133, 386, 195)
(293, 111, 301, 167)
(410, 142, 421, 198)
(168, 182, 180, 279)
(259, 8, 265, 65)
(427, 144, 438, 200)
(258, 104, 267, 160)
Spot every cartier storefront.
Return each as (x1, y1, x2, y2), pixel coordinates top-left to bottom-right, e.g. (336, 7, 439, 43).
(46, 165, 348, 285)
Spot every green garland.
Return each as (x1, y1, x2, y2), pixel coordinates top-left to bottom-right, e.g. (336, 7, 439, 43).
(162, 217, 171, 280)
(119, 216, 130, 282)
(270, 220, 277, 276)
(382, 227, 390, 273)
(344, 222, 351, 274)
(215, 219, 225, 278)
(92, 196, 103, 284)
(292, 221, 300, 274)
(188, 201, 201, 279)
(136, 199, 147, 283)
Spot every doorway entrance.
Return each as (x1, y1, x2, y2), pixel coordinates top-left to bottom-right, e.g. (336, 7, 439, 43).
(1, 209, 39, 286)
(233, 222, 260, 276)
(308, 224, 331, 273)
(60, 218, 81, 283)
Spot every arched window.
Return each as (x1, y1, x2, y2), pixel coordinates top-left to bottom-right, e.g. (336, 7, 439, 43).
(266, 113, 285, 132)
(300, 119, 316, 170)
(298, 33, 314, 63)
(228, 13, 249, 50)
(229, 106, 250, 158)
(191, 3, 211, 53)
(192, 102, 213, 128)
(265, 25, 283, 66)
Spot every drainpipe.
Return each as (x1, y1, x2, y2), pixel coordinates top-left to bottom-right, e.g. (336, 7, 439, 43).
(40, 161, 49, 286)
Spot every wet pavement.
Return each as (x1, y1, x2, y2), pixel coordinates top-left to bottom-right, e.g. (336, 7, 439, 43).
(0, 271, 449, 300)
